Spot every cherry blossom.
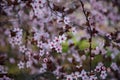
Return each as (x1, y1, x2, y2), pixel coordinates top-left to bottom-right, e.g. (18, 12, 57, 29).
(49, 41, 56, 49)
(26, 60, 32, 68)
(37, 41, 43, 48)
(17, 61, 25, 69)
(19, 45, 27, 53)
(66, 75, 73, 80)
(111, 62, 119, 71)
(100, 71, 107, 79)
(59, 34, 67, 43)
(64, 17, 70, 24)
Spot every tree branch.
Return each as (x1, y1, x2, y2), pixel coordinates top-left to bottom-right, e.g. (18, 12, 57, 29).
(79, 0, 92, 72)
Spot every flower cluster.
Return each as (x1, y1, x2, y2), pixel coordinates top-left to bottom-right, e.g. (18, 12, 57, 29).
(8, 28, 23, 47)
(49, 34, 67, 53)
(31, 0, 47, 19)
(0, 75, 12, 80)
(94, 62, 107, 79)
(66, 70, 97, 80)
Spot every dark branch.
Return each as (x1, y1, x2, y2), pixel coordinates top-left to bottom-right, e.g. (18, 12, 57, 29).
(79, 0, 92, 72)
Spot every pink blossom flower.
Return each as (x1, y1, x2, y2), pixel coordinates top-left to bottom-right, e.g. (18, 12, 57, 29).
(100, 71, 107, 79)
(64, 17, 70, 24)
(66, 75, 73, 80)
(55, 45, 62, 53)
(18, 61, 25, 69)
(19, 45, 27, 53)
(26, 60, 32, 68)
(59, 34, 67, 43)
(49, 41, 56, 49)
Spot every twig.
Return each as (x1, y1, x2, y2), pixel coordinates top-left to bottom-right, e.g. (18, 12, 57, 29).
(79, 0, 92, 72)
